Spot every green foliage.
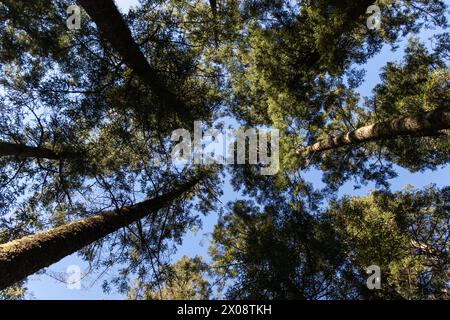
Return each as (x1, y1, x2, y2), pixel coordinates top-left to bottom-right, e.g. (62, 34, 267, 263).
(327, 185, 449, 299)
(220, 0, 448, 191)
(210, 185, 449, 300)
(210, 200, 346, 299)
(0, 0, 448, 300)
(366, 38, 450, 172)
(0, 283, 26, 300)
(128, 256, 212, 300)
(0, 0, 223, 295)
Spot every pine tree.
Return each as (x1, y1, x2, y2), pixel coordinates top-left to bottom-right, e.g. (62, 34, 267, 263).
(0, 0, 448, 299)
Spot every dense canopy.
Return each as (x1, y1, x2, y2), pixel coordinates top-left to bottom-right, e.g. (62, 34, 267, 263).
(0, 0, 448, 300)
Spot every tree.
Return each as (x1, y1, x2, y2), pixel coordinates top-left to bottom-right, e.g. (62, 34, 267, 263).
(297, 108, 450, 156)
(77, 0, 189, 119)
(302, 39, 450, 191)
(0, 0, 221, 294)
(210, 185, 449, 300)
(0, 176, 201, 290)
(327, 185, 449, 299)
(221, 0, 448, 191)
(0, 0, 448, 300)
(128, 255, 212, 300)
(210, 200, 346, 299)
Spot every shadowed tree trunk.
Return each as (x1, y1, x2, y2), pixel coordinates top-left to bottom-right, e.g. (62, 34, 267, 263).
(297, 108, 450, 156)
(0, 141, 79, 160)
(0, 177, 201, 290)
(77, 0, 184, 112)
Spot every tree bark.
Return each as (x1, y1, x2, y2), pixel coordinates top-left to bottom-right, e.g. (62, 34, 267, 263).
(297, 108, 450, 156)
(77, 0, 183, 111)
(0, 141, 78, 160)
(0, 177, 200, 290)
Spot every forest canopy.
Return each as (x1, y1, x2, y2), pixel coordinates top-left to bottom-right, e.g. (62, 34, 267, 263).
(0, 0, 448, 300)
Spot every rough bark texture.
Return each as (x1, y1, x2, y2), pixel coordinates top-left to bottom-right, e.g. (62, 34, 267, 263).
(297, 108, 450, 156)
(77, 0, 183, 110)
(0, 178, 200, 289)
(0, 141, 77, 160)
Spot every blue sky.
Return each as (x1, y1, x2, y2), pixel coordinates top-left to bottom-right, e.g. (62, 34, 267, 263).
(24, 0, 449, 299)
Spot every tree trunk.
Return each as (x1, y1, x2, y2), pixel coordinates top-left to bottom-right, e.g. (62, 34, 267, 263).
(0, 177, 200, 290)
(0, 141, 77, 160)
(77, 0, 182, 111)
(297, 108, 450, 156)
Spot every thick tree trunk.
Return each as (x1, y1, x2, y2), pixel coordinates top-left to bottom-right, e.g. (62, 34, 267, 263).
(297, 108, 450, 156)
(0, 177, 200, 290)
(77, 0, 182, 110)
(0, 141, 77, 160)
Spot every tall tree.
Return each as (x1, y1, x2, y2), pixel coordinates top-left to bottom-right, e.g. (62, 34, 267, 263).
(297, 107, 450, 155)
(326, 185, 449, 299)
(0, 0, 448, 300)
(0, 0, 222, 294)
(221, 0, 448, 191)
(210, 185, 449, 299)
(77, 0, 188, 118)
(128, 255, 212, 300)
(0, 176, 202, 290)
(210, 200, 345, 299)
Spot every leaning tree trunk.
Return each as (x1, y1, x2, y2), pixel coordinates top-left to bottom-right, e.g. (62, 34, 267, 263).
(0, 141, 79, 160)
(297, 108, 450, 156)
(0, 177, 200, 290)
(77, 0, 183, 111)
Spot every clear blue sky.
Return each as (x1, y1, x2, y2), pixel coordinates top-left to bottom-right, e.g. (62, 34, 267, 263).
(25, 0, 449, 299)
